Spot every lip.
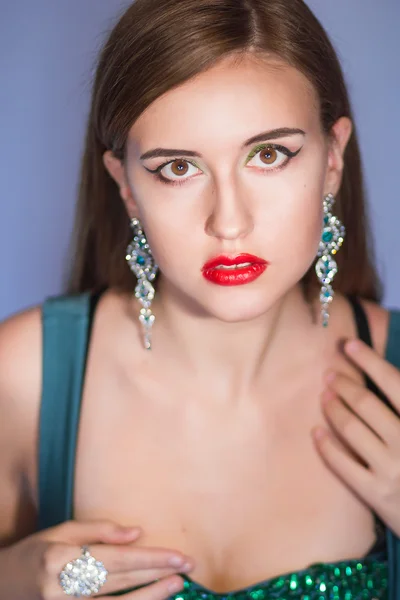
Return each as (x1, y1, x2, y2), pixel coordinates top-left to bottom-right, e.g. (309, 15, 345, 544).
(202, 253, 268, 270)
(201, 253, 269, 286)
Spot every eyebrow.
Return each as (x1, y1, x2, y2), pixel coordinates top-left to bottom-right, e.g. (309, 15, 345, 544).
(139, 127, 306, 160)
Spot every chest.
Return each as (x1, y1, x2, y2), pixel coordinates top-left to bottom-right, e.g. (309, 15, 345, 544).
(71, 363, 376, 592)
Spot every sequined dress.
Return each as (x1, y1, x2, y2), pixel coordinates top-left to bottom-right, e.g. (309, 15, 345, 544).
(180, 558, 388, 600)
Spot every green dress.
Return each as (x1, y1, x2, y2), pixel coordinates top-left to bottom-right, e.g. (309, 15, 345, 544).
(37, 292, 400, 599)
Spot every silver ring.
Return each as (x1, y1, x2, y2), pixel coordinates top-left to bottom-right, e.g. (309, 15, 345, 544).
(59, 545, 108, 597)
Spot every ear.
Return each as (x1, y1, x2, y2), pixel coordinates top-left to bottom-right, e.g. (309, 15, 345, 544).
(103, 150, 138, 216)
(324, 116, 353, 196)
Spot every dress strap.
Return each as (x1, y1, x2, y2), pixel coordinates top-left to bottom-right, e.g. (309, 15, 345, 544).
(38, 291, 102, 530)
(347, 296, 391, 408)
(384, 307, 400, 599)
(386, 308, 400, 370)
(347, 295, 373, 346)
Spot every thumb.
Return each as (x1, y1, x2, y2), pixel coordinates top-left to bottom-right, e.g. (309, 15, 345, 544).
(42, 519, 142, 545)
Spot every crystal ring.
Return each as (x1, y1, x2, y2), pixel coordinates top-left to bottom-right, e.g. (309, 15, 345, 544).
(59, 545, 108, 597)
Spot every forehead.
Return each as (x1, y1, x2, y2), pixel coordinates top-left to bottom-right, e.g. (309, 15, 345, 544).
(128, 54, 320, 150)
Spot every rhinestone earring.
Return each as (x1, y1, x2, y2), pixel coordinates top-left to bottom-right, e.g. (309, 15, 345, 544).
(126, 217, 158, 350)
(315, 193, 345, 327)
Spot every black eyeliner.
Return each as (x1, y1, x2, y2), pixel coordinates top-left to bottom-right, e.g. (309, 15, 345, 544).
(143, 159, 200, 174)
(246, 143, 302, 162)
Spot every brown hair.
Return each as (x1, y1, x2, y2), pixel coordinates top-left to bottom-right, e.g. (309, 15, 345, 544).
(67, 0, 382, 302)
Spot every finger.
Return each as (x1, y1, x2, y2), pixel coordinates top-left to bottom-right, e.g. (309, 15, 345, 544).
(41, 519, 142, 546)
(312, 427, 376, 504)
(321, 389, 387, 471)
(91, 544, 193, 575)
(344, 339, 400, 412)
(96, 566, 189, 596)
(100, 574, 185, 600)
(327, 372, 400, 447)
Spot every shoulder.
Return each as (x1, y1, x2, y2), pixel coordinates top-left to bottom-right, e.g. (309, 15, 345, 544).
(0, 305, 43, 411)
(0, 306, 42, 462)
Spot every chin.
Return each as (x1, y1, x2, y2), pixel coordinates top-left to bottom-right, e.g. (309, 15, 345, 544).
(203, 292, 278, 324)
(164, 274, 289, 322)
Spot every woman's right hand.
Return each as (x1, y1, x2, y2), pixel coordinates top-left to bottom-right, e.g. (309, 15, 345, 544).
(0, 519, 195, 600)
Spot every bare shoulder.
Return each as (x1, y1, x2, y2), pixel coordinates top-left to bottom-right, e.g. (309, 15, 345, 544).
(358, 298, 390, 358)
(0, 305, 42, 410)
(0, 305, 42, 544)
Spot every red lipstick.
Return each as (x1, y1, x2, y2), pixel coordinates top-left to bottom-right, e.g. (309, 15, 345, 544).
(201, 253, 269, 286)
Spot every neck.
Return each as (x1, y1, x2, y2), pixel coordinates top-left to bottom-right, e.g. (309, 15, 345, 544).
(145, 281, 317, 398)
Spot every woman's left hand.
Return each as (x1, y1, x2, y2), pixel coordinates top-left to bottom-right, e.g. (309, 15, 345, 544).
(313, 338, 400, 537)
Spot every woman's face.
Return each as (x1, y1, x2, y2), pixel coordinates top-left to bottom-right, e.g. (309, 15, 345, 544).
(104, 54, 352, 321)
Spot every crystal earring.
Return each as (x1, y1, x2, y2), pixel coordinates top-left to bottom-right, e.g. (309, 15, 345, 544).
(315, 193, 345, 327)
(125, 217, 158, 350)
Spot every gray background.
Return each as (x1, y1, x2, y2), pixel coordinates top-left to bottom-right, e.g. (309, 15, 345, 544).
(1, 0, 399, 320)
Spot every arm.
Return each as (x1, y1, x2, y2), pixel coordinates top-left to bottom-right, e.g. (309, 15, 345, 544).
(0, 307, 42, 547)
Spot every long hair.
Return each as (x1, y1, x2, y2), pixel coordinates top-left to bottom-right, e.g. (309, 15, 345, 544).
(67, 0, 382, 302)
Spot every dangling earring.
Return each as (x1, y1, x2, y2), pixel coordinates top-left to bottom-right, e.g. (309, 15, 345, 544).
(126, 217, 158, 350)
(315, 193, 345, 327)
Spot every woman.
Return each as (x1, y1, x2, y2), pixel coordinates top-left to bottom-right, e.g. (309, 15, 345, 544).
(0, 0, 399, 598)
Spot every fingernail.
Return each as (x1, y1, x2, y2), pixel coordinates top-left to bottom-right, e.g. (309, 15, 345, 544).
(168, 556, 185, 567)
(313, 427, 327, 440)
(121, 526, 141, 536)
(325, 371, 336, 383)
(321, 389, 333, 404)
(168, 578, 183, 593)
(346, 340, 361, 354)
(182, 561, 193, 572)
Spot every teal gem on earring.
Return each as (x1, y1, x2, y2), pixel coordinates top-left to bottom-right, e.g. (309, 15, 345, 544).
(316, 255, 338, 284)
(135, 278, 155, 306)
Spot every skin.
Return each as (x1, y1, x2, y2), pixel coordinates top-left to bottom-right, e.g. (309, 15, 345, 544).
(0, 53, 398, 597)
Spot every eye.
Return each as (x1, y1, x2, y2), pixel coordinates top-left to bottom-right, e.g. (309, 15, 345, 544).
(156, 159, 202, 183)
(246, 144, 301, 171)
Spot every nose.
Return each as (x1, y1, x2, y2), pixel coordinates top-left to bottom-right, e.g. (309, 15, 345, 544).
(204, 178, 254, 241)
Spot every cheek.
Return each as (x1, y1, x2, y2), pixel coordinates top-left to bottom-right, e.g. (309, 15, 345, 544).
(135, 209, 194, 278)
(293, 193, 323, 252)
(126, 179, 182, 270)
(258, 187, 323, 262)
(129, 179, 207, 278)
(268, 158, 326, 266)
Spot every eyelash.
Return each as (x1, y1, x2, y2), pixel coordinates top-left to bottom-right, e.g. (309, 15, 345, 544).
(144, 143, 301, 187)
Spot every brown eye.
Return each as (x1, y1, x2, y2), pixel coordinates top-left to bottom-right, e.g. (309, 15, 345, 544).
(259, 147, 277, 165)
(170, 160, 189, 176)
